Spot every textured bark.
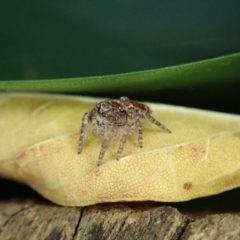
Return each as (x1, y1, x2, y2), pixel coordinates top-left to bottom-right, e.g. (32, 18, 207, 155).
(181, 214, 240, 240)
(76, 205, 190, 240)
(1, 199, 240, 240)
(0, 199, 191, 240)
(0, 179, 240, 240)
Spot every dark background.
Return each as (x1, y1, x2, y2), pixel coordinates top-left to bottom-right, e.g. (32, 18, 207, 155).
(1, 1, 240, 80)
(0, 1, 240, 213)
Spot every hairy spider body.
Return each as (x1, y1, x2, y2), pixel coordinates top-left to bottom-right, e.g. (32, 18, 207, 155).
(78, 97, 171, 166)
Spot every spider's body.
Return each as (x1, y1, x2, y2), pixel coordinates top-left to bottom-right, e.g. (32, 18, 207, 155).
(78, 97, 171, 166)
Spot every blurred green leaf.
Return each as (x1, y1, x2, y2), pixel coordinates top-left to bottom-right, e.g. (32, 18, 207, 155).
(0, 52, 240, 93)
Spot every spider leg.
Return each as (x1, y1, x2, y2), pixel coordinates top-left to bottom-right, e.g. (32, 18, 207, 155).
(78, 112, 90, 154)
(146, 114, 171, 133)
(136, 119, 143, 148)
(116, 124, 132, 160)
(97, 137, 112, 166)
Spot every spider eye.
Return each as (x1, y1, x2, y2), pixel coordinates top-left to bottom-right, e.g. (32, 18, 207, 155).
(120, 96, 129, 102)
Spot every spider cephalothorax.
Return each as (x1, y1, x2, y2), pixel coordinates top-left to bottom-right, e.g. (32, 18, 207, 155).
(78, 97, 171, 166)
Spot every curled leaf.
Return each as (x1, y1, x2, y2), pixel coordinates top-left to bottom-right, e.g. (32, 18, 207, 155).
(0, 93, 240, 206)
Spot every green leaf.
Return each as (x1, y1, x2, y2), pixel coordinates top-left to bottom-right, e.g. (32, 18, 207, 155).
(0, 52, 240, 93)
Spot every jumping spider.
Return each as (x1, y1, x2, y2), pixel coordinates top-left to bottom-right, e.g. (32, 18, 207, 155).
(78, 97, 171, 166)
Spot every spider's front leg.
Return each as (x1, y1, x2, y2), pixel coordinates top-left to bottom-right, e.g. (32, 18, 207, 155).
(116, 124, 132, 160)
(146, 114, 171, 133)
(78, 112, 91, 154)
(97, 137, 112, 166)
(97, 128, 118, 166)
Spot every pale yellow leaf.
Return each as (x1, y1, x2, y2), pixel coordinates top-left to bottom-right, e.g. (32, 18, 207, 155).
(0, 93, 239, 206)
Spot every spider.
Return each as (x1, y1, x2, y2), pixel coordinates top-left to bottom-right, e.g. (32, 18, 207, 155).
(78, 97, 171, 166)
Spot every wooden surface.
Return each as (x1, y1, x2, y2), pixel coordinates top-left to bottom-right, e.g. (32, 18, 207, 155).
(0, 179, 240, 240)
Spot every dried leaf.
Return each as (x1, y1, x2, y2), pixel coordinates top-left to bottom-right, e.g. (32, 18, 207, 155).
(0, 93, 240, 206)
